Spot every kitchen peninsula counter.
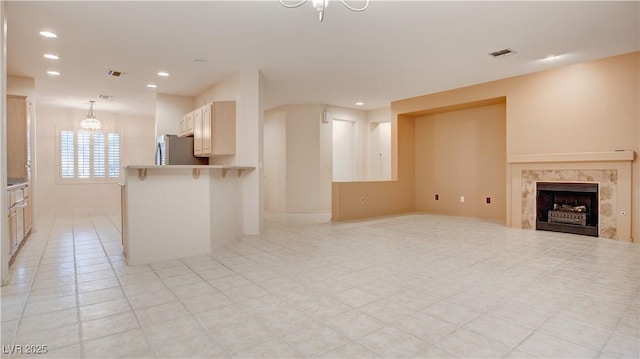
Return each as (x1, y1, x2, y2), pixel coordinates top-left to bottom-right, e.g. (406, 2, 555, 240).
(122, 165, 254, 265)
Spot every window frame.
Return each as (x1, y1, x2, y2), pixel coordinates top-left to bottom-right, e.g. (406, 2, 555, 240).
(56, 127, 123, 184)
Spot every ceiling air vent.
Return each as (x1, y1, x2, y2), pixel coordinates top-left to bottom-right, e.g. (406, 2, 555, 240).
(99, 94, 113, 100)
(105, 69, 126, 77)
(489, 48, 516, 58)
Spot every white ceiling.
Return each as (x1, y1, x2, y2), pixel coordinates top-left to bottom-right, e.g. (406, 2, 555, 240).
(6, 1, 640, 117)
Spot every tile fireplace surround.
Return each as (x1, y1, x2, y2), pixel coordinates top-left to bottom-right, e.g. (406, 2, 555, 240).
(508, 151, 634, 241)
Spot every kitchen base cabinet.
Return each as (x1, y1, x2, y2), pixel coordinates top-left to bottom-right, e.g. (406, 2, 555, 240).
(8, 208, 17, 259)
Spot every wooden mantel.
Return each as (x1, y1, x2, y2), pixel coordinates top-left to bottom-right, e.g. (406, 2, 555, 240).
(508, 151, 634, 164)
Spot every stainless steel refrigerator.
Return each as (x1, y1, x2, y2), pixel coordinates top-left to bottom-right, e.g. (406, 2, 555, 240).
(155, 135, 209, 165)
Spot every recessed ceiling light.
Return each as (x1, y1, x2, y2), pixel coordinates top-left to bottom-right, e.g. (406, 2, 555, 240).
(157, 71, 170, 77)
(39, 31, 57, 38)
(146, 84, 158, 88)
(355, 102, 364, 106)
(44, 53, 59, 60)
(194, 59, 207, 63)
(543, 54, 562, 61)
(46, 70, 60, 76)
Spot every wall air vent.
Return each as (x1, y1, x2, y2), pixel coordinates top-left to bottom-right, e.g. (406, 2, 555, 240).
(106, 69, 126, 77)
(99, 94, 113, 100)
(489, 48, 516, 58)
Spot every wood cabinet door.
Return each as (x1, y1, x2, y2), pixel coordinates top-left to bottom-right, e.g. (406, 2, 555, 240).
(193, 109, 203, 155)
(186, 112, 194, 134)
(7, 96, 27, 180)
(8, 209, 17, 257)
(202, 104, 212, 155)
(178, 115, 186, 137)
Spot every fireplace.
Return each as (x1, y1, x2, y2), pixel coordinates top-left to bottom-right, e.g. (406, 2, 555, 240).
(536, 182, 598, 237)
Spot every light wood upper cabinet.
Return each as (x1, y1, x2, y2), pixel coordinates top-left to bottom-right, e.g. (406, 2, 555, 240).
(178, 111, 195, 137)
(7, 96, 28, 180)
(196, 101, 236, 157)
(193, 108, 203, 155)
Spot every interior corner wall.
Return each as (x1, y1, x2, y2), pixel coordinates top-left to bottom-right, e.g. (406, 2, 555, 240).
(155, 93, 194, 137)
(284, 104, 331, 212)
(36, 106, 155, 213)
(264, 110, 287, 212)
(194, 70, 263, 235)
(414, 103, 506, 222)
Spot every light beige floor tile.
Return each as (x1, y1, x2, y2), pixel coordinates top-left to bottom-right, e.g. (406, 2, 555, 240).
(232, 336, 301, 359)
(145, 315, 207, 347)
(196, 304, 254, 331)
(255, 307, 315, 335)
(319, 342, 381, 358)
(415, 344, 462, 358)
(437, 328, 513, 358)
(221, 283, 270, 303)
(487, 301, 553, 329)
(81, 311, 139, 341)
(76, 277, 120, 294)
(539, 315, 611, 351)
(128, 287, 178, 309)
(181, 292, 234, 314)
(136, 301, 190, 327)
(22, 294, 77, 318)
(296, 296, 352, 320)
(1, 319, 18, 345)
(77, 287, 126, 307)
(79, 298, 131, 321)
(332, 287, 380, 308)
(601, 334, 640, 358)
(283, 323, 349, 357)
(15, 322, 79, 350)
(465, 314, 534, 347)
(359, 325, 430, 358)
(18, 308, 78, 333)
(323, 309, 386, 340)
(517, 331, 598, 358)
(358, 298, 416, 324)
(83, 328, 151, 358)
(155, 333, 228, 358)
(170, 281, 218, 300)
(422, 301, 482, 326)
(211, 318, 276, 352)
(395, 311, 458, 342)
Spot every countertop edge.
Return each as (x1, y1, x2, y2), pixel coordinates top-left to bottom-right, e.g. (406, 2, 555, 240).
(124, 165, 255, 170)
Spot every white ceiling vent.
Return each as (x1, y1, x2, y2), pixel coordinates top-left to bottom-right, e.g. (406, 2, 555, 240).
(489, 48, 516, 58)
(99, 94, 113, 100)
(105, 69, 126, 77)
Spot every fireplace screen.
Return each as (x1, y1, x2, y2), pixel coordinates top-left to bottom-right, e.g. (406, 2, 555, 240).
(536, 182, 598, 237)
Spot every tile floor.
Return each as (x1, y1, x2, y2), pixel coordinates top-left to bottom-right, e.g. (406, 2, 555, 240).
(1, 210, 639, 358)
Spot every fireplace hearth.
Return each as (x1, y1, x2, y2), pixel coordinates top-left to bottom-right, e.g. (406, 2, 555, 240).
(536, 182, 598, 237)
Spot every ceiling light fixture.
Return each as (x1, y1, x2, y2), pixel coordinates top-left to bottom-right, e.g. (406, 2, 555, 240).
(146, 84, 157, 88)
(279, 0, 369, 22)
(46, 70, 60, 76)
(80, 100, 102, 130)
(158, 71, 170, 77)
(44, 53, 59, 60)
(39, 31, 57, 38)
(543, 54, 562, 61)
(355, 102, 364, 106)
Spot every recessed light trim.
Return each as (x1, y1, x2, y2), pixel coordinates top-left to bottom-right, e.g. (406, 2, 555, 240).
(39, 31, 58, 38)
(157, 71, 170, 77)
(543, 54, 562, 61)
(355, 102, 364, 106)
(47, 70, 60, 76)
(44, 53, 59, 60)
(146, 84, 158, 88)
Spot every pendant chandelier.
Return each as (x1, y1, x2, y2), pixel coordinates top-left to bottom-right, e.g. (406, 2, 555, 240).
(279, 0, 369, 22)
(80, 100, 102, 130)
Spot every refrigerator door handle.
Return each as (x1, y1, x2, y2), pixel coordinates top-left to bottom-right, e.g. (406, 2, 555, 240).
(155, 142, 163, 165)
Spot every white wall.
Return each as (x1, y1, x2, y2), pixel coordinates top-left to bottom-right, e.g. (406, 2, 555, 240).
(263, 104, 370, 213)
(367, 107, 391, 180)
(36, 106, 155, 213)
(194, 70, 263, 235)
(1, 0, 8, 285)
(264, 111, 287, 212)
(155, 93, 193, 136)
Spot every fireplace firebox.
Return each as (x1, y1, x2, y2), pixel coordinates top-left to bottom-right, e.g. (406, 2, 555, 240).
(536, 182, 598, 237)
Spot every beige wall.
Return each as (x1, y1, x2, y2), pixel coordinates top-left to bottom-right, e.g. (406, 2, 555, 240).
(155, 93, 194, 136)
(367, 107, 391, 181)
(414, 103, 506, 222)
(36, 106, 155, 213)
(264, 111, 287, 212)
(333, 51, 639, 241)
(194, 70, 264, 234)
